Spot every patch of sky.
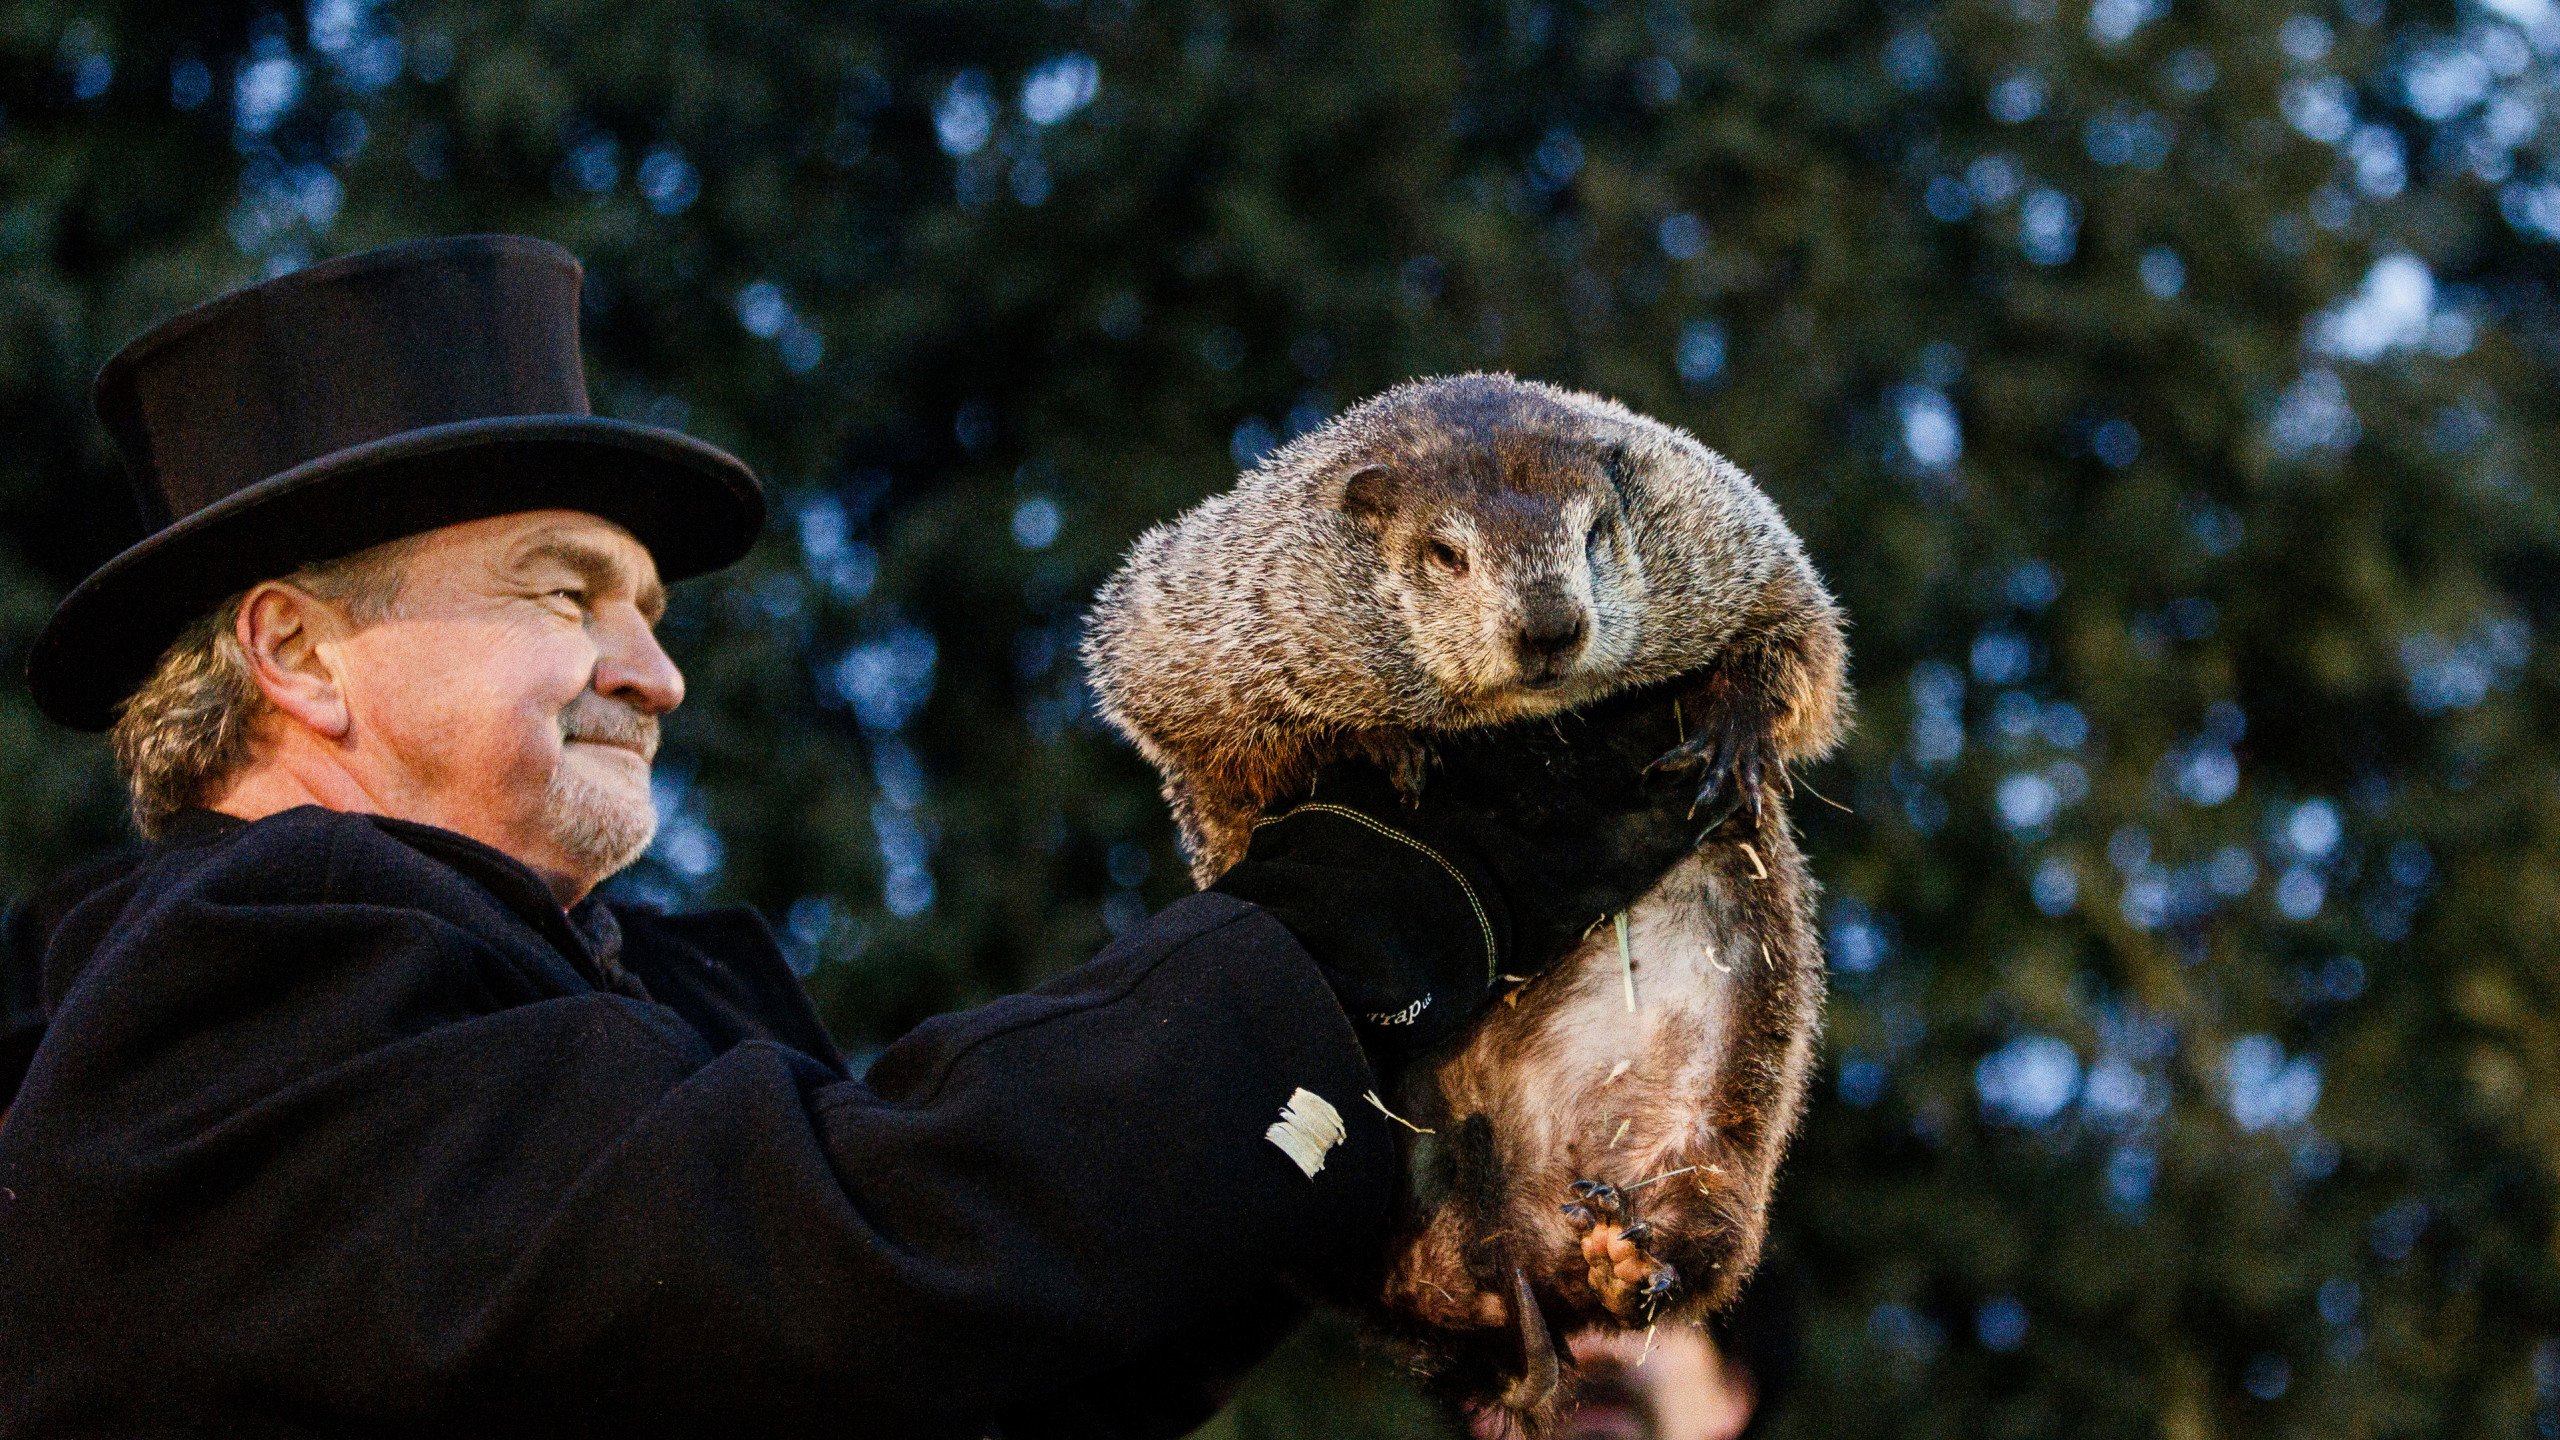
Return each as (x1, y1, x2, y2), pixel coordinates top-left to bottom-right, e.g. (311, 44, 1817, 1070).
(2387, 839, 2435, 888)
(2163, 48, 2218, 94)
(1838, 1052, 1888, 1106)
(1968, 153, 2025, 207)
(2244, 1355, 2292, 1401)
(2091, 418, 2141, 468)
(1828, 897, 1890, 974)
(1996, 771, 2061, 831)
(1977, 1033, 2080, 1126)
(2318, 1277, 2361, 1327)
(564, 131, 619, 194)
(2209, 845, 2259, 896)
(1231, 417, 1279, 467)
(2088, 0, 2168, 45)
(1657, 213, 1708, 260)
(309, 0, 402, 91)
(829, 623, 939, 733)
(2186, 499, 2245, 555)
(1021, 53, 1099, 125)
(2173, 744, 2240, 805)
(2282, 75, 2356, 143)
(2370, 1197, 2428, 1261)
(2280, 14, 2336, 61)
(783, 896, 840, 975)
(1924, 175, 1974, 223)
(1102, 890, 1151, 935)
(2085, 107, 2174, 168)
(1868, 1302, 1945, 1362)
(2500, 181, 2560, 243)
(2226, 1034, 2322, 1130)
(2311, 253, 2449, 360)
(2140, 246, 2186, 298)
(1988, 70, 2047, 123)
(2105, 1142, 2157, 1215)
(2006, 559, 2062, 611)
(1977, 1297, 2029, 1352)
(1907, 660, 1966, 769)
(1883, 29, 1942, 90)
(1677, 319, 1727, 389)
(2277, 865, 2327, 919)
(1971, 628, 2032, 685)
(2287, 797, 2343, 858)
(2269, 368, 2361, 457)
(638, 147, 700, 215)
(171, 55, 212, 110)
(235, 48, 305, 137)
(1012, 495, 1062, 550)
(2082, 1055, 2166, 1132)
(2348, 124, 2407, 199)
(2031, 856, 2080, 915)
(1891, 385, 1963, 475)
(1634, 55, 1682, 107)
(936, 69, 998, 157)
(2400, 615, 2531, 711)
(67, 53, 112, 104)
(2019, 188, 2079, 265)
(1530, 127, 1585, 192)
(1285, 391, 1335, 438)
(872, 801, 936, 918)
(2403, 42, 2492, 121)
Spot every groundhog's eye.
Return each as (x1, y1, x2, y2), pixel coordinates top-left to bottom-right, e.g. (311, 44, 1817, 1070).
(1425, 538, 1469, 574)
(1586, 515, 1617, 560)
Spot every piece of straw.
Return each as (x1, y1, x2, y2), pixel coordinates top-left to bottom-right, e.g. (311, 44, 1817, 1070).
(1615, 911, 1636, 1012)
(1364, 1089, 1436, 1135)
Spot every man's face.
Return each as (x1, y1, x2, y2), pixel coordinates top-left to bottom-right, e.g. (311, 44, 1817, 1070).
(324, 509, 681, 902)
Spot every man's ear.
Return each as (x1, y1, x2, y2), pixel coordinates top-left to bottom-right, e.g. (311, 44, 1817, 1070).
(236, 582, 352, 740)
(1335, 462, 1402, 527)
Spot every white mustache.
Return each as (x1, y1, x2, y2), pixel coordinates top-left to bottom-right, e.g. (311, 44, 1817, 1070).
(559, 696, 659, 763)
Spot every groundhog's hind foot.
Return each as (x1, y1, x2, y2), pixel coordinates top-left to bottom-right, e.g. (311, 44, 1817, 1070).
(1559, 1180, 1681, 1323)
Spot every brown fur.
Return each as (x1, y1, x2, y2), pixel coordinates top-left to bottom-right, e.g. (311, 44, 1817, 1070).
(1081, 374, 1849, 1427)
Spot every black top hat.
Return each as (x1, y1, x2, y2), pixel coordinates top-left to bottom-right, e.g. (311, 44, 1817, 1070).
(27, 234, 765, 732)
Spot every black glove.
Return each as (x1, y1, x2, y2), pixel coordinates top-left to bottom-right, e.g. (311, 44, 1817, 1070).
(1213, 672, 1744, 1071)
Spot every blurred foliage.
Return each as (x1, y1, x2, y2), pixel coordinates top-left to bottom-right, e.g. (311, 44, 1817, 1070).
(8, 0, 2560, 1433)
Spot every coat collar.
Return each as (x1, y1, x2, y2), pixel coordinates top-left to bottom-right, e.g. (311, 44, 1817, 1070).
(167, 807, 646, 998)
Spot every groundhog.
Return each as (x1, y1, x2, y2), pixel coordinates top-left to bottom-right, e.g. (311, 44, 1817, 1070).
(1081, 373, 1848, 1431)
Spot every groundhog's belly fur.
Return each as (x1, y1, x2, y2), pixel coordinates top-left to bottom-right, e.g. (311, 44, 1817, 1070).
(1379, 824, 1822, 1421)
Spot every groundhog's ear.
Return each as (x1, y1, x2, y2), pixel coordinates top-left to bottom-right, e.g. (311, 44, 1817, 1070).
(1336, 463, 1401, 526)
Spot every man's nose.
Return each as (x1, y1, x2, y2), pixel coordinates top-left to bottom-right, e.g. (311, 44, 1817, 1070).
(592, 608, 685, 715)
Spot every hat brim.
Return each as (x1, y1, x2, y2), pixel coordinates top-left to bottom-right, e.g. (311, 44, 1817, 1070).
(28, 415, 764, 732)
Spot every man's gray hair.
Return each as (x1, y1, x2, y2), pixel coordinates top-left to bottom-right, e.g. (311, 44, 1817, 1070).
(109, 535, 423, 838)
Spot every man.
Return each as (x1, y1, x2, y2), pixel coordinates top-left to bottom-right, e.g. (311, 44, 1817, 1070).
(0, 236, 1723, 1436)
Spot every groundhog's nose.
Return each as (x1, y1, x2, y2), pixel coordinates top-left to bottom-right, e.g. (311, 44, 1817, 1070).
(1514, 597, 1590, 677)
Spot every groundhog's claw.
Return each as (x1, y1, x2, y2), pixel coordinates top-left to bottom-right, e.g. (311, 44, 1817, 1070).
(1561, 1177, 1682, 1322)
(1647, 700, 1776, 837)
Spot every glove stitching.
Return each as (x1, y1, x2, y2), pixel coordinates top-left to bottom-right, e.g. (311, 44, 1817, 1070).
(1252, 802, 1499, 983)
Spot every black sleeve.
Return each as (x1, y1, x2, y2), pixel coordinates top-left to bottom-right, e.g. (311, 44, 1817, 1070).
(0, 868, 1397, 1437)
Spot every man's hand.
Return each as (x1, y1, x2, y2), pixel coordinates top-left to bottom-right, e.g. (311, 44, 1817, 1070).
(1213, 673, 1738, 1073)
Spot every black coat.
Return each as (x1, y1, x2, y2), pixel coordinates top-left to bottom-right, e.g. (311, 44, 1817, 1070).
(0, 807, 1397, 1437)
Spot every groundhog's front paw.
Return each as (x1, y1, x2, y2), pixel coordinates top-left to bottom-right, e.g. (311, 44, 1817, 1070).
(1645, 681, 1779, 835)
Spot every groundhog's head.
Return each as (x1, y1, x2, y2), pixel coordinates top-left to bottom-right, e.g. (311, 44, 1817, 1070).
(1327, 378, 1649, 719)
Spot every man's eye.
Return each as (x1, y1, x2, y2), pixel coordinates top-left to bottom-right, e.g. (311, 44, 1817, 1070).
(547, 588, 588, 607)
